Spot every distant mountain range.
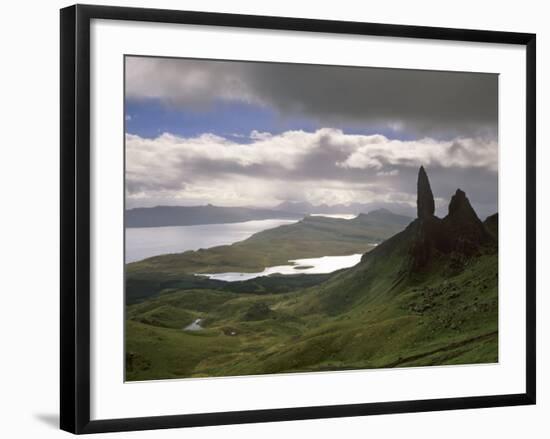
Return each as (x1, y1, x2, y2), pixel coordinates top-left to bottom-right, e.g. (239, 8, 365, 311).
(126, 202, 414, 228)
(353, 208, 412, 230)
(275, 200, 415, 217)
(125, 204, 303, 228)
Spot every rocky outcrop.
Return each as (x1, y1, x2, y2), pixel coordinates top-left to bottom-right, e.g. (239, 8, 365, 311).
(411, 216, 446, 270)
(442, 189, 490, 255)
(417, 166, 435, 219)
(359, 166, 496, 273)
(410, 167, 493, 270)
(484, 213, 498, 238)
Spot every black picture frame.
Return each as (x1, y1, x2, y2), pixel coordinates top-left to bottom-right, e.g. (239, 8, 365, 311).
(60, 4, 536, 434)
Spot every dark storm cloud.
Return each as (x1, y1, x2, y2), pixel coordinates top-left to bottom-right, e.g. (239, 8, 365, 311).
(243, 62, 497, 137)
(126, 56, 498, 137)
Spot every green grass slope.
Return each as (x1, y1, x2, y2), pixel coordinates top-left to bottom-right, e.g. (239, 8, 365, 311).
(126, 209, 411, 302)
(124, 182, 497, 381)
(125, 232, 498, 380)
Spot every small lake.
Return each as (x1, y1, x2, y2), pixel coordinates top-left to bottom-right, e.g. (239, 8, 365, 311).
(125, 219, 298, 263)
(200, 253, 363, 282)
(183, 318, 203, 331)
(309, 213, 357, 219)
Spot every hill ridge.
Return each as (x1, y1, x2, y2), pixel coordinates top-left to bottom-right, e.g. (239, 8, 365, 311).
(364, 167, 495, 272)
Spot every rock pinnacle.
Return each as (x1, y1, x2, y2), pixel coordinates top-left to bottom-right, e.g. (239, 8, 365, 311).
(417, 166, 435, 219)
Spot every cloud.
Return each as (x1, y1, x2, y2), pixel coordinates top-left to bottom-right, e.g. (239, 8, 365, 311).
(377, 170, 399, 177)
(125, 128, 497, 217)
(249, 130, 273, 141)
(125, 56, 497, 137)
(125, 57, 258, 108)
(337, 136, 497, 171)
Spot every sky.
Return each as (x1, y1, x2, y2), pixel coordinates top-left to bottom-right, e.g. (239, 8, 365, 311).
(125, 56, 498, 218)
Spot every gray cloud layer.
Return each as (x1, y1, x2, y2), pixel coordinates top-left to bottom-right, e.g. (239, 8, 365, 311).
(126, 56, 498, 138)
(126, 129, 498, 218)
(125, 57, 498, 217)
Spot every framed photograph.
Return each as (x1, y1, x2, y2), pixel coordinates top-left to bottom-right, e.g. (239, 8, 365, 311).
(60, 4, 536, 434)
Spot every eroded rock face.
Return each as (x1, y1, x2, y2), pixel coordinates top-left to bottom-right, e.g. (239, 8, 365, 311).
(411, 216, 447, 270)
(443, 189, 490, 255)
(484, 213, 498, 238)
(417, 166, 435, 219)
(412, 167, 444, 269)
(410, 168, 492, 270)
(448, 189, 477, 219)
(359, 166, 496, 275)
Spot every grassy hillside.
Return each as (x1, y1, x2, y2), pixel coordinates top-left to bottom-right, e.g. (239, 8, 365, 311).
(126, 209, 411, 302)
(124, 174, 498, 382)
(126, 271, 334, 304)
(126, 246, 497, 380)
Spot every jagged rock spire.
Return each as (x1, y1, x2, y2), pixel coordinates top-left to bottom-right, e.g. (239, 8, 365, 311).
(448, 189, 478, 220)
(417, 166, 435, 219)
(443, 188, 490, 255)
